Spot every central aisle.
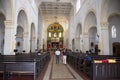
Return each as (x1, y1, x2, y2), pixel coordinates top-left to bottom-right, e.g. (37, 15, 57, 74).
(43, 54, 83, 80)
(51, 56, 75, 79)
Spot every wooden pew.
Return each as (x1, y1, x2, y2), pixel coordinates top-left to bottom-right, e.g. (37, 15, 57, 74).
(90, 55, 120, 80)
(67, 52, 120, 80)
(0, 63, 4, 80)
(0, 52, 50, 80)
(0, 55, 37, 80)
(91, 62, 120, 80)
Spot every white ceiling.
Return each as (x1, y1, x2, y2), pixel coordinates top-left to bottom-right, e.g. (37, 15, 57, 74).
(37, 0, 73, 16)
(39, 2, 72, 16)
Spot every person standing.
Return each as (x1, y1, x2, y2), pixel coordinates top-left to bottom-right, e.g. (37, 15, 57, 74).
(63, 49, 67, 64)
(55, 49, 60, 64)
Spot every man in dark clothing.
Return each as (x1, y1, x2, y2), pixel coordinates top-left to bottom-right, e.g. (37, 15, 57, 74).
(85, 53, 92, 66)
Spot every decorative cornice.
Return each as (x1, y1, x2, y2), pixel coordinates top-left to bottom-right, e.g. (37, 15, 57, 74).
(100, 22, 109, 27)
(84, 32, 88, 35)
(4, 20, 13, 29)
(101, 26, 108, 30)
(4, 20, 13, 25)
(23, 32, 29, 37)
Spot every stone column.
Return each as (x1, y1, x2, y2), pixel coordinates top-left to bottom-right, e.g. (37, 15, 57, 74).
(83, 33, 89, 52)
(80, 35, 83, 50)
(75, 37, 80, 51)
(31, 36, 36, 52)
(4, 20, 14, 55)
(98, 38, 103, 55)
(101, 22, 110, 55)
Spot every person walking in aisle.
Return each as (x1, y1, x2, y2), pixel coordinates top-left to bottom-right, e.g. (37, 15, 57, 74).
(63, 48, 67, 64)
(55, 48, 60, 64)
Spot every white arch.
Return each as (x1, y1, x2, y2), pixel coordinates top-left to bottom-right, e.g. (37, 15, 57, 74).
(108, 14, 120, 55)
(0, 0, 12, 20)
(88, 27, 97, 53)
(17, 10, 28, 32)
(16, 10, 28, 53)
(84, 11, 97, 51)
(84, 11, 97, 33)
(100, 0, 120, 23)
(100, 0, 120, 55)
(16, 26, 24, 53)
(75, 23, 82, 51)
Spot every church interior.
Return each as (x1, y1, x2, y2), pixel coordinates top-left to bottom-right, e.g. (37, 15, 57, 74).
(0, 0, 120, 80)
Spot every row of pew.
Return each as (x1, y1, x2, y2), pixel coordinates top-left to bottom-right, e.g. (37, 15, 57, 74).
(0, 52, 50, 80)
(67, 52, 120, 80)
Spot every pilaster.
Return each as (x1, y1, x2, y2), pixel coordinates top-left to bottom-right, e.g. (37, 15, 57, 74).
(4, 20, 14, 55)
(101, 22, 110, 55)
(75, 37, 80, 50)
(83, 33, 89, 52)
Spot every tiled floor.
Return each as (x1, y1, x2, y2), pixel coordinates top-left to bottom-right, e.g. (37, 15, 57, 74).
(43, 55, 83, 80)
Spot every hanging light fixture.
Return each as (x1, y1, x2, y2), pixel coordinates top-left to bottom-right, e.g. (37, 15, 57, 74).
(54, 16, 58, 23)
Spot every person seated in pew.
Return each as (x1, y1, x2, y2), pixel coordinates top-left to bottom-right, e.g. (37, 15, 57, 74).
(37, 49, 42, 55)
(84, 51, 92, 66)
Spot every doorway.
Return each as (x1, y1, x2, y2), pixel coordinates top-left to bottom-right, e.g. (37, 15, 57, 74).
(113, 42, 120, 55)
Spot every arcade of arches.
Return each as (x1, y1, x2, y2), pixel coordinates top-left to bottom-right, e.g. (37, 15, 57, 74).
(0, 0, 120, 56)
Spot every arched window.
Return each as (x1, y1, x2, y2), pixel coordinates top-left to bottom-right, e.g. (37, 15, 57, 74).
(76, 0, 81, 13)
(111, 25, 116, 38)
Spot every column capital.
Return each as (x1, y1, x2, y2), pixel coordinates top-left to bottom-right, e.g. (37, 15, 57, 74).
(83, 32, 88, 35)
(100, 22, 109, 30)
(83, 32, 88, 38)
(100, 22, 109, 28)
(31, 36, 36, 40)
(23, 32, 29, 37)
(4, 20, 13, 29)
(4, 20, 13, 25)
(76, 36, 80, 39)
(101, 26, 108, 30)
(23, 32, 29, 35)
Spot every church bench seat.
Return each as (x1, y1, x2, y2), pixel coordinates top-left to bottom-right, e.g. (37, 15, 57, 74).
(91, 62, 120, 80)
(67, 53, 120, 80)
(0, 52, 50, 80)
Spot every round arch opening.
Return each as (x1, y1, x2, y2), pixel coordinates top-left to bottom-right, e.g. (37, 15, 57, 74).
(47, 22, 64, 51)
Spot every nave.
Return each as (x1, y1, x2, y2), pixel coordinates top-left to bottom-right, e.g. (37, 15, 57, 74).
(0, 51, 120, 80)
(0, 51, 88, 80)
(43, 53, 84, 80)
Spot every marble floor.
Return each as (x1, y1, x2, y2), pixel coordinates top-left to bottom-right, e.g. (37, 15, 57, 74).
(43, 55, 83, 80)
